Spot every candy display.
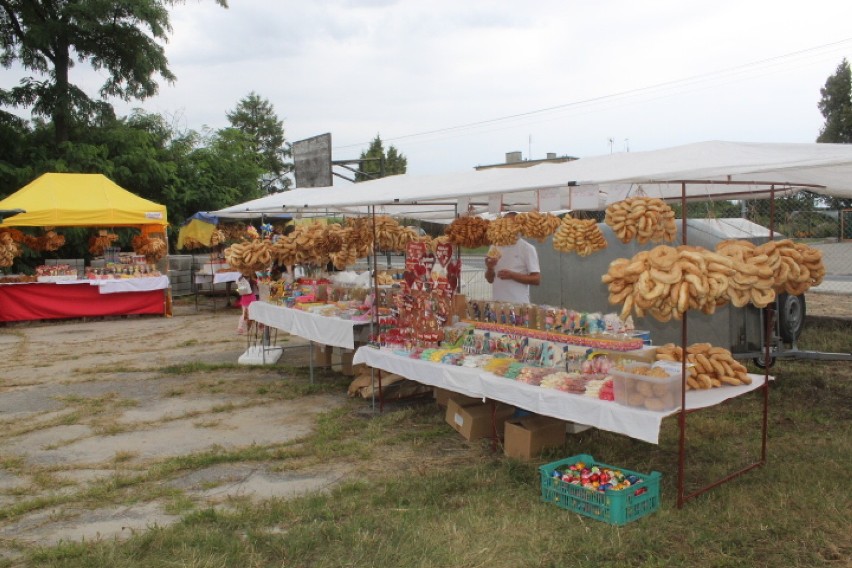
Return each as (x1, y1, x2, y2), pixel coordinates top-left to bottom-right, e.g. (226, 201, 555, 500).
(468, 320, 645, 352)
(540, 454, 661, 525)
(550, 459, 642, 493)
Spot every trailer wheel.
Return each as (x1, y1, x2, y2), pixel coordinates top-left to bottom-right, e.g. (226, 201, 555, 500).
(753, 353, 775, 369)
(777, 293, 806, 343)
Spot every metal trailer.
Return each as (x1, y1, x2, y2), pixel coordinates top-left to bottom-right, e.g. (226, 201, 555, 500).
(530, 219, 851, 366)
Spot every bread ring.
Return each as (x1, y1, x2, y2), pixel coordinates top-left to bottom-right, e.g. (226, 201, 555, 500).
(750, 287, 775, 308)
(729, 287, 750, 308)
(609, 286, 633, 304)
(649, 265, 681, 285)
(648, 245, 678, 270)
(677, 279, 690, 314)
(620, 294, 634, 320)
(608, 258, 630, 279)
(684, 273, 708, 296)
(650, 305, 673, 323)
(642, 275, 668, 300)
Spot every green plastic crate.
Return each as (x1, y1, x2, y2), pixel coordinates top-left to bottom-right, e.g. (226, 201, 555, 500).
(539, 453, 661, 526)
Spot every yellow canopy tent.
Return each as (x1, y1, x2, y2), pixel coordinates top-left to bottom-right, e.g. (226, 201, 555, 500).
(0, 173, 167, 227)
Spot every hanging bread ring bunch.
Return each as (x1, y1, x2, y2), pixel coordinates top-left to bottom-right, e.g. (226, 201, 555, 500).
(132, 234, 168, 263)
(412, 229, 433, 251)
(514, 211, 561, 242)
(0, 230, 23, 268)
(772, 240, 825, 295)
(285, 222, 330, 266)
(552, 215, 608, 256)
(713, 240, 777, 308)
(396, 226, 431, 252)
(329, 227, 361, 270)
(271, 229, 299, 267)
(209, 228, 227, 247)
(486, 215, 520, 246)
(445, 215, 490, 248)
(35, 227, 65, 252)
(345, 217, 375, 257)
(373, 215, 407, 252)
(224, 238, 273, 275)
(220, 223, 247, 242)
(316, 223, 345, 256)
(713, 239, 826, 306)
(655, 343, 752, 390)
(181, 237, 205, 250)
(604, 196, 677, 244)
(602, 244, 737, 322)
(431, 234, 451, 252)
(88, 230, 119, 256)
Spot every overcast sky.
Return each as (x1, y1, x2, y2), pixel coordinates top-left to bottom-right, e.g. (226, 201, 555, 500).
(5, 0, 852, 181)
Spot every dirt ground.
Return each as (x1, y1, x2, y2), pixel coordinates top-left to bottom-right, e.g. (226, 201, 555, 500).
(0, 291, 848, 557)
(802, 291, 852, 318)
(0, 297, 358, 555)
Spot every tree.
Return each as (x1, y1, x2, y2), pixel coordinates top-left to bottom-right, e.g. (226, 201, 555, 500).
(226, 92, 292, 193)
(816, 58, 852, 144)
(0, 0, 228, 145)
(355, 134, 407, 182)
(166, 126, 265, 222)
(816, 59, 852, 211)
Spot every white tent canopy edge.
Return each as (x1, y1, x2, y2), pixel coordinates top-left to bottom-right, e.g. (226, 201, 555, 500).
(212, 141, 852, 219)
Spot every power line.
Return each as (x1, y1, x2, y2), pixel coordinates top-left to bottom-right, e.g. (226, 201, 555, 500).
(334, 37, 852, 151)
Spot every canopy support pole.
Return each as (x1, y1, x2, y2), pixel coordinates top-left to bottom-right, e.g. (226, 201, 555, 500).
(676, 182, 771, 508)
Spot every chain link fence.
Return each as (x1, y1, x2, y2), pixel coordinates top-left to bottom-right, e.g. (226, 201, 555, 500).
(706, 194, 852, 295)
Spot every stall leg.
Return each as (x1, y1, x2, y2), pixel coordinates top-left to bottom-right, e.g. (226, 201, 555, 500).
(309, 341, 314, 384)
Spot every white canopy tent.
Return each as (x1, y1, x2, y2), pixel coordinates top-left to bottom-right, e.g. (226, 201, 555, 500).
(213, 141, 852, 219)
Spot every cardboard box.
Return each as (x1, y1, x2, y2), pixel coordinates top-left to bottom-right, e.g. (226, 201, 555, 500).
(312, 343, 333, 367)
(340, 350, 355, 376)
(433, 387, 480, 408)
(445, 397, 514, 441)
(504, 415, 567, 460)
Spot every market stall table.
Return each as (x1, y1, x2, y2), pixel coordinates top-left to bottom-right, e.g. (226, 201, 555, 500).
(246, 301, 372, 373)
(193, 270, 240, 311)
(0, 276, 170, 322)
(352, 346, 768, 445)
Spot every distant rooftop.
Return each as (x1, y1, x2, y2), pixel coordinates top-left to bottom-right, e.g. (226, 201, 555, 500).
(475, 151, 578, 171)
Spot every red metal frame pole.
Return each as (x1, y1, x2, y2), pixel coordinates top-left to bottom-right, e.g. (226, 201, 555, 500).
(677, 182, 688, 509)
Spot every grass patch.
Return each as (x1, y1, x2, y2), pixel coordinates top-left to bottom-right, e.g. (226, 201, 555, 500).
(158, 362, 246, 375)
(8, 319, 851, 567)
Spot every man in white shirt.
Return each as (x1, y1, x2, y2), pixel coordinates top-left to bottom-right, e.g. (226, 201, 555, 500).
(484, 213, 541, 303)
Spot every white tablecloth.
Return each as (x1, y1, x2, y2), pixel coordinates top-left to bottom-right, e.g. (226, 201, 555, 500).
(352, 346, 769, 444)
(249, 302, 370, 350)
(213, 271, 241, 284)
(55, 276, 169, 294)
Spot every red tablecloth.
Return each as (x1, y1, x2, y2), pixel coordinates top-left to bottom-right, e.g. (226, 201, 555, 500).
(0, 282, 166, 322)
